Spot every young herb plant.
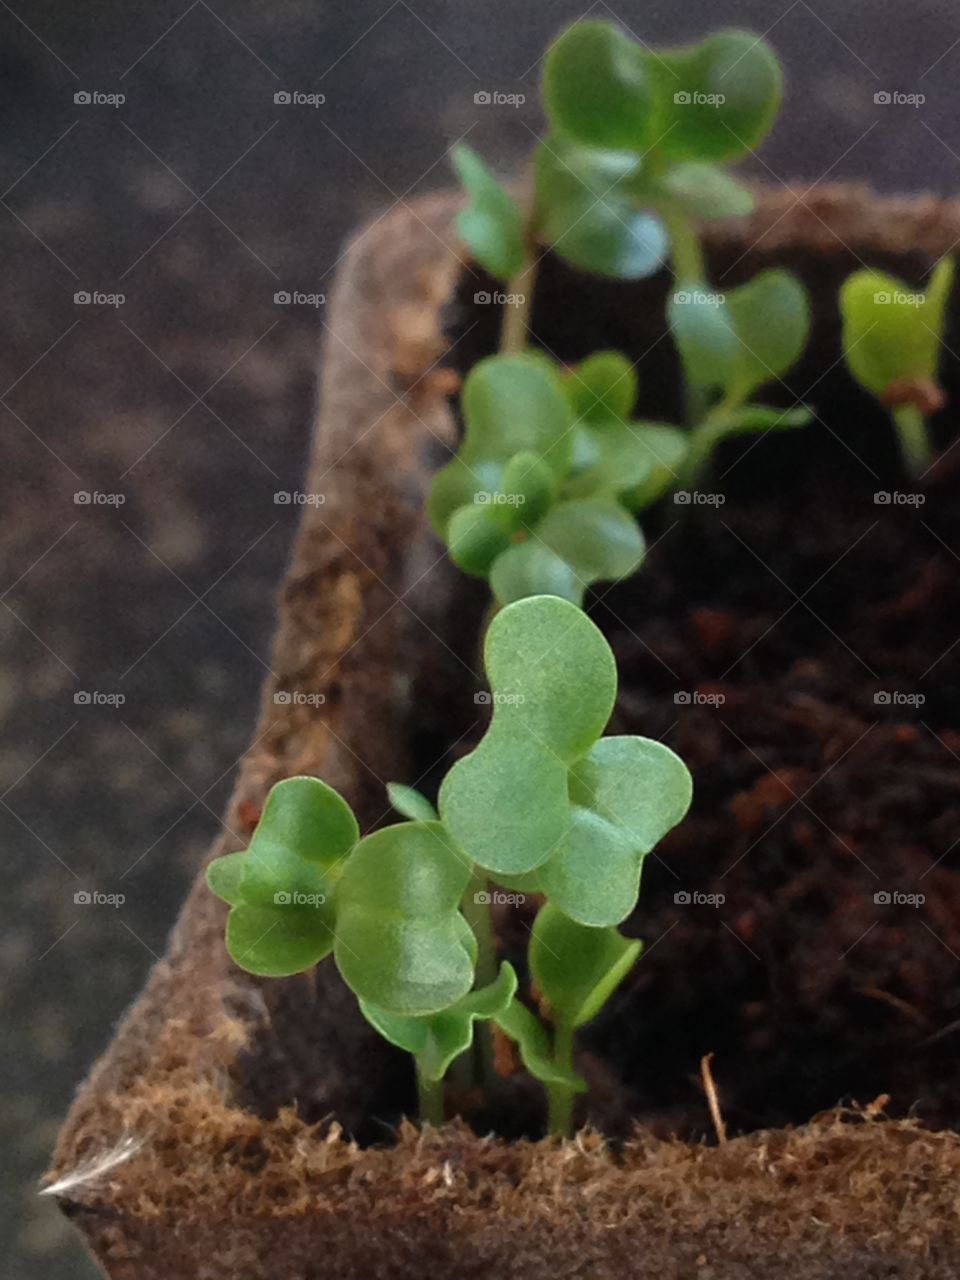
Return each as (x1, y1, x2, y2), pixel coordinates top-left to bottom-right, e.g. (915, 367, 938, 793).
(840, 258, 955, 476)
(209, 597, 691, 1133)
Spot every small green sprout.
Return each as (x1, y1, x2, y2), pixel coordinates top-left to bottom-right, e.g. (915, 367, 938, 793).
(428, 351, 689, 603)
(840, 258, 954, 476)
(668, 269, 813, 481)
(440, 595, 692, 925)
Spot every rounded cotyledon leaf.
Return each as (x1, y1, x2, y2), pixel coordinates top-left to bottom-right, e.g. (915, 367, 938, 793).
(482, 594, 617, 761)
(460, 354, 574, 479)
(724, 269, 811, 403)
(645, 31, 782, 164)
(451, 144, 525, 280)
(537, 805, 642, 927)
(225, 901, 334, 977)
(530, 903, 642, 1028)
(563, 351, 638, 427)
(334, 821, 475, 1016)
(570, 735, 693, 852)
(446, 503, 513, 577)
(668, 281, 738, 392)
(426, 457, 502, 539)
(542, 20, 653, 152)
(533, 498, 645, 588)
(239, 776, 359, 907)
(439, 729, 570, 876)
(490, 541, 582, 607)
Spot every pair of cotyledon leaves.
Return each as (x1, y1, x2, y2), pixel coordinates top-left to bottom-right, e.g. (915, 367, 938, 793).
(455, 20, 782, 282)
(427, 351, 686, 604)
(207, 597, 690, 1077)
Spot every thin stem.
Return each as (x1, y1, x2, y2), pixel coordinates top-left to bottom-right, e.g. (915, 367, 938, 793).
(893, 403, 933, 478)
(546, 1019, 575, 1137)
(416, 1059, 444, 1127)
(660, 204, 709, 427)
(500, 242, 537, 355)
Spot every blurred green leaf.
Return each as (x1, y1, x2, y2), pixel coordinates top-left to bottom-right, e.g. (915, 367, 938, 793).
(447, 502, 513, 577)
(542, 20, 652, 151)
(535, 498, 645, 586)
(653, 161, 754, 219)
(724, 269, 810, 402)
(490, 541, 582, 607)
(668, 282, 738, 391)
(206, 851, 246, 906)
(451, 144, 525, 280)
(225, 901, 334, 977)
(564, 351, 638, 425)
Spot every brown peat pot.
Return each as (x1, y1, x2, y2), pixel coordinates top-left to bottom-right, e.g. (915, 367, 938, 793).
(48, 188, 960, 1278)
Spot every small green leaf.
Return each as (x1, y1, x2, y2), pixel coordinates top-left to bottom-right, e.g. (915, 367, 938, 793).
(439, 730, 570, 876)
(533, 142, 668, 281)
(654, 161, 754, 219)
(530, 903, 642, 1028)
(542, 20, 652, 151)
(206, 851, 246, 906)
(357, 1001, 427, 1054)
(571, 735, 693, 852)
(418, 963, 518, 1081)
(490, 542, 582, 607)
(334, 822, 475, 1016)
(668, 282, 738, 391)
(725, 269, 810, 402)
(494, 997, 587, 1091)
(646, 32, 782, 163)
(840, 260, 953, 396)
(240, 776, 359, 907)
(483, 594, 617, 761)
(618, 425, 690, 509)
(564, 352, 638, 425)
(386, 783, 438, 823)
(451, 144, 524, 280)
(447, 503, 513, 577)
(426, 457, 502, 540)
(534, 499, 645, 586)
(538, 806, 642, 926)
(225, 901, 334, 977)
(461, 354, 574, 479)
(500, 451, 556, 529)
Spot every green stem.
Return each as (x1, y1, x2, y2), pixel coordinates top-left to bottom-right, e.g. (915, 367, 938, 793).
(546, 1019, 575, 1137)
(417, 1059, 444, 1127)
(660, 204, 709, 427)
(500, 242, 537, 355)
(893, 403, 933, 478)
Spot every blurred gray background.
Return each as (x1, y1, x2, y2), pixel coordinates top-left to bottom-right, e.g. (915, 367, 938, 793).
(1, 0, 955, 1273)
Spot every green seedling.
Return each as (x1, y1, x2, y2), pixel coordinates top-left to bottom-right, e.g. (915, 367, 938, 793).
(840, 258, 954, 476)
(668, 268, 813, 481)
(428, 351, 688, 603)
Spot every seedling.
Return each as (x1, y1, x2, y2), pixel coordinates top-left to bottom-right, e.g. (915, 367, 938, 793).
(840, 258, 954, 476)
(209, 597, 691, 1132)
